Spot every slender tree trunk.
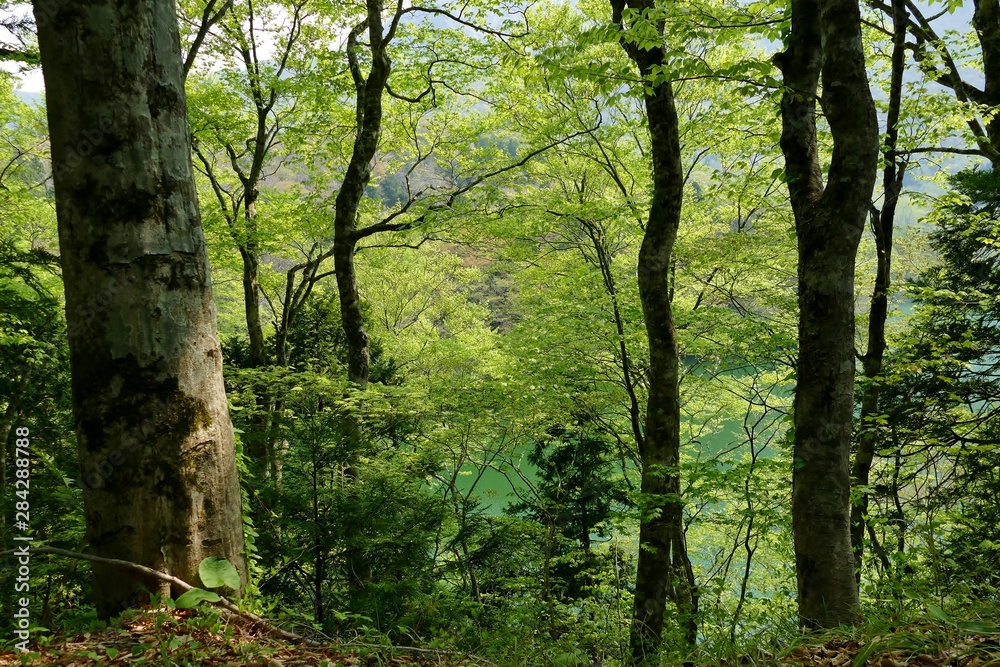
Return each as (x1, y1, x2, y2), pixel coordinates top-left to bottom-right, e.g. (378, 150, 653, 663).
(239, 244, 267, 369)
(1, 361, 31, 512)
(331, 8, 391, 591)
(609, 0, 697, 657)
(851, 0, 908, 582)
(237, 241, 274, 478)
(583, 221, 645, 456)
(191, 7, 309, 480)
(776, 0, 879, 629)
(34, 0, 246, 619)
(334, 8, 390, 390)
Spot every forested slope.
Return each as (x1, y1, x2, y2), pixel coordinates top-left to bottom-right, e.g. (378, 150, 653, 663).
(1, 0, 1000, 664)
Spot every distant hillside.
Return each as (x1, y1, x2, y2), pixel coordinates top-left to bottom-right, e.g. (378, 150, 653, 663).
(15, 89, 41, 105)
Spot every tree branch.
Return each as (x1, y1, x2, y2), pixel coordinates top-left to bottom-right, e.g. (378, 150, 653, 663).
(183, 0, 233, 77)
(354, 128, 596, 241)
(0, 546, 321, 645)
(0, 45, 39, 64)
(401, 6, 528, 39)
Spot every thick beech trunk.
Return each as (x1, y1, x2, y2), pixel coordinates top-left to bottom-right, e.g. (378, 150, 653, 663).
(610, 0, 697, 657)
(34, 0, 246, 619)
(776, 0, 879, 629)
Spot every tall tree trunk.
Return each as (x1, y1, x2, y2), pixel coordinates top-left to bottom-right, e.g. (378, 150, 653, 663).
(1, 361, 32, 521)
(776, 0, 879, 629)
(240, 243, 267, 369)
(609, 0, 697, 657)
(334, 8, 390, 390)
(237, 238, 274, 480)
(235, 239, 274, 478)
(190, 5, 307, 480)
(851, 0, 908, 581)
(34, 0, 246, 619)
(331, 6, 392, 591)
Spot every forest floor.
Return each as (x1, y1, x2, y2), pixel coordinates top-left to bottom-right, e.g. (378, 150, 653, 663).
(737, 628, 1000, 667)
(0, 606, 479, 667)
(0, 606, 998, 667)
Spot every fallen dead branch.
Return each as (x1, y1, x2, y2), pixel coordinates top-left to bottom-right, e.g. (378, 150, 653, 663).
(0, 546, 493, 664)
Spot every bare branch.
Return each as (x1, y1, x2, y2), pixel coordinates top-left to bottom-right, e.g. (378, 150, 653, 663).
(183, 0, 233, 77)
(402, 6, 528, 39)
(892, 145, 991, 157)
(354, 128, 597, 241)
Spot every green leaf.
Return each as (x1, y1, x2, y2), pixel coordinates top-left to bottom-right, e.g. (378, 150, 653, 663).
(105, 647, 119, 659)
(926, 604, 951, 623)
(174, 587, 220, 609)
(198, 556, 241, 590)
(956, 620, 1000, 634)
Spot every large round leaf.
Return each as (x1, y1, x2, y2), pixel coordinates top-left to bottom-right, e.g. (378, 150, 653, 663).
(198, 557, 241, 590)
(175, 588, 221, 609)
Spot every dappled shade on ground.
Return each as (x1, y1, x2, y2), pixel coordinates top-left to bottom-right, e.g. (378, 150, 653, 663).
(1, 607, 999, 666)
(0, 607, 482, 667)
(716, 627, 1000, 667)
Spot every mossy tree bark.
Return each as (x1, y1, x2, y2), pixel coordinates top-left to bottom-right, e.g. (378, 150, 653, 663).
(33, 0, 247, 619)
(775, 0, 879, 629)
(609, 0, 697, 658)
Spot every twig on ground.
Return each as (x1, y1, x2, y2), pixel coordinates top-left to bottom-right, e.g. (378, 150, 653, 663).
(0, 545, 495, 664)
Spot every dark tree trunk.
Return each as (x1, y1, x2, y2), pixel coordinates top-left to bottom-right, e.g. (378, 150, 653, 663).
(240, 243, 267, 369)
(776, 0, 879, 629)
(334, 8, 391, 389)
(1, 362, 32, 518)
(33, 0, 246, 619)
(851, 0, 908, 581)
(610, 0, 697, 657)
(974, 0, 1000, 154)
(581, 220, 645, 457)
(333, 238, 370, 388)
(330, 3, 393, 591)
